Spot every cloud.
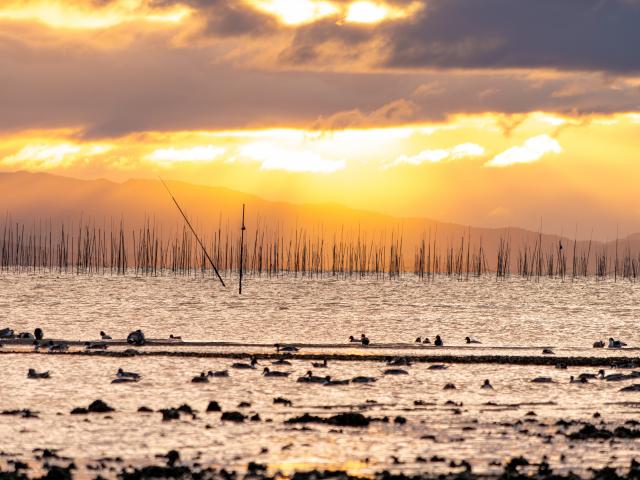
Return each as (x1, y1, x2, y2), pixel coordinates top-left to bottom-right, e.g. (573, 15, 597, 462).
(485, 135, 562, 168)
(147, 145, 226, 165)
(2, 143, 110, 169)
(240, 142, 345, 173)
(387, 142, 484, 168)
(382, 0, 640, 73)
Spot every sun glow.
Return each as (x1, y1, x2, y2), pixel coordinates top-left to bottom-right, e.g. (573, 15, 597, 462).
(249, 0, 339, 25)
(345, 1, 389, 23)
(246, 0, 419, 26)
(0, 1, 190, 30)
(148, 146, 226, 166)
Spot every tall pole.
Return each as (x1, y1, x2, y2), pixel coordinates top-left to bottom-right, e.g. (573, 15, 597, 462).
(158, 177, 226, 288)
(239, 204, 246, 294)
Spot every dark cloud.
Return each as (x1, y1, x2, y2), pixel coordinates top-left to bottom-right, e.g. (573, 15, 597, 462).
(382, 0, 640, 72)
(1, 0, 639, 137)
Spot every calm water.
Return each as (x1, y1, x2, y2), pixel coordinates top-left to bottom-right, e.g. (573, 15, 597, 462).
(1, 274, 639, 477)
(1, 273, 639, 347)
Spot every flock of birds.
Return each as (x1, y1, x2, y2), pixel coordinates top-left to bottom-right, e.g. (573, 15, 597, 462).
(2, 326, 635, 390)
(12, 330, 640, 392)
(0, 327, 629, 352)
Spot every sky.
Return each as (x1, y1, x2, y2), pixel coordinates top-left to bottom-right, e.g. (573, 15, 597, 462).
(1, 0, 639, 237)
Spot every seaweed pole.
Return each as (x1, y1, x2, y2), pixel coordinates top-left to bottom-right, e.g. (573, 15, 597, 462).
(239, 204, 246, 294)
(159, 177, 226, 288)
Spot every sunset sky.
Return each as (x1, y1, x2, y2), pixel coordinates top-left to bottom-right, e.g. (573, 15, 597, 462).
(1, 0, 639, 236)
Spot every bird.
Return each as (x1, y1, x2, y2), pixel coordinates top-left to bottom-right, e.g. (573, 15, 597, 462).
(608, 338, 627, 349)
(275, 344, 299, 353)
(597, 369, 633, 382)
(117, 368, 141, 380)
(126, 330, 145, 346)
(323, 378, 350, 386)
(297, 371, 327, 383)
(542, 348, 555, 355)
(231, 357, 258, 369)
(0, 328, 14, 339)
(272, 358, 292, 366)
(351, 376, 377, 383)
(27, 368, 49, 379)
(593, 340, 605, 348)
(85, 341, 108, 350)
(348, 336, 360, 343)
(387, 357, 411, 366)
(18, 332, 34, 339)
(169, 334, 182, 340)
(465, 337, 481, 344)
(481, 379, 494, 389)
(384, 368, 409, 375)
(428, 364, 448, 370)
(531, 377, 555, 383)
(578, 372, 598, 380)
(46, 341, 68, 352)
(191, 372, 209, 383)
(415, 337, 422, 343)
(422, 337, 431, 344)
(443, 383, 456, 390)
(208, 370, 229, 377)
(570, 376, 588, 384)
(262, 367, 290, 378)
(360, 334, 370, 346)
(34, 328, 43, 340)
(312, 359, 328, 368)
(434, 335, 443, 347)
(100, 331, 112, 340)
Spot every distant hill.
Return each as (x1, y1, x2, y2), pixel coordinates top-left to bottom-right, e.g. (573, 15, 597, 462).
(0, 170, 637, 274)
